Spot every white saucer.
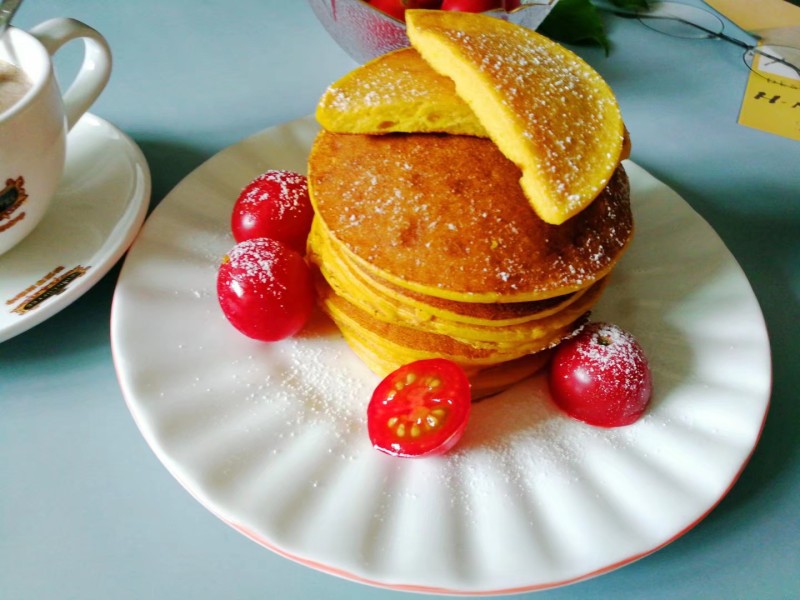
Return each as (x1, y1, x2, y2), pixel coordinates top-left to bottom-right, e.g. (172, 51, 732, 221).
(0, 113, 150, 343)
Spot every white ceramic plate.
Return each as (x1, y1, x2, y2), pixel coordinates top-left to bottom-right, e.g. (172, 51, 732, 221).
(111, 116, 771, 595)
(0, 113, 150, 343)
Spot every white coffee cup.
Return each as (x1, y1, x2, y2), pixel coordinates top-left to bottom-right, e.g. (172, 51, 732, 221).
(0, 19, 112, 256)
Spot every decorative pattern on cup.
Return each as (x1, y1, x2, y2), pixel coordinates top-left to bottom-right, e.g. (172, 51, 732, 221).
(0, 176, 27, 233)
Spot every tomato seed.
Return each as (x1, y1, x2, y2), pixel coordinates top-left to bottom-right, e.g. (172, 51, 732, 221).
(366, 358, 471, 457)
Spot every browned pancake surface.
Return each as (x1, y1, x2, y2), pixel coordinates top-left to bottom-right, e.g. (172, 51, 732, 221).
(309, 131, 632, 301)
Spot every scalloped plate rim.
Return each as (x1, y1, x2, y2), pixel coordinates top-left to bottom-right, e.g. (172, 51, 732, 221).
(111, 115, 771, 595)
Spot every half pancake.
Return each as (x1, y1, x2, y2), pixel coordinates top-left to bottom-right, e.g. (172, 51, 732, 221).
(316, 44, 630, 161)
(317, 47, 487, 137)
(406, 9, 627, 224)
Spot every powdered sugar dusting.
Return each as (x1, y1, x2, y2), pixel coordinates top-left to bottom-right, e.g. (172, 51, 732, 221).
(238, 170, 309, 220)
(277, 332, 368, 433)
(225, 238, 285, 289)
(324, 59, 433, 113)
(312, 133, 632, 299)
(576, 322, 650, 395)
(432, 20, 623, 212)
(415, 376, 643, 520)
(198, 315, 371, 464)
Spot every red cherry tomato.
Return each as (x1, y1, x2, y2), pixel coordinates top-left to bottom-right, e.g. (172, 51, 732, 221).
(548, 322, 653, 427)
(368, 359, 471, 457)
(440, 0, 503, 12)
(217, 238, 314, 342)
(231, 170, 313, 254)
(369, 0, 410, 21)
(368, 0, 443, 22)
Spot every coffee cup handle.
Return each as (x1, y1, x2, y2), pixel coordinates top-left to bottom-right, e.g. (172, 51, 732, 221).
(29, 18, 112, 131)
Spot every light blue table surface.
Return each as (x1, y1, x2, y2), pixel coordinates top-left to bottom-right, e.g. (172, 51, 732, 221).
(2, 1, 798, 598)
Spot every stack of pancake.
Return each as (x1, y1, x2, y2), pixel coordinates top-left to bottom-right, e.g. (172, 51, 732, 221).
(307, 10, 633, 398)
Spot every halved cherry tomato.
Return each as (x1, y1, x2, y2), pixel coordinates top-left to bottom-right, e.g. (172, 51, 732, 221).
(367, 358, 471, 457)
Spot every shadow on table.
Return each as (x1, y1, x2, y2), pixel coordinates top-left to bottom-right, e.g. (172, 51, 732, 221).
(135, 137, 214, 213)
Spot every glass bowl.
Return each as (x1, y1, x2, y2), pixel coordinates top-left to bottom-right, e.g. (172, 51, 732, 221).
(308, 0, 559, 64)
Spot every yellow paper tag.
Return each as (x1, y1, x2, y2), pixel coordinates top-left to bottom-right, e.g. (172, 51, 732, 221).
(704, 0, 800, 31)
(738, 48, 800, 141)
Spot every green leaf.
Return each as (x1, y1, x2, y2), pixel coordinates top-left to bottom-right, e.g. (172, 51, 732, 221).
(538, 0, 610, 53)
(608, 0, 649, 10)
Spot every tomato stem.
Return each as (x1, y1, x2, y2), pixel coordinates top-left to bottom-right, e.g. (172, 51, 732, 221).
(597, 334, 613, 346)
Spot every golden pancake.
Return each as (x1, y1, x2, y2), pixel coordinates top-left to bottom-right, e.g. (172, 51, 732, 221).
(406, 9, 626, 225)
(318, 288, 584, 401)
(316, 47, 487, 137)
(320, 287, 578, 369)
(308, 130, 632, 303)
(308, 12, 634, 399)
(343, 326, 552, 400)
(308, 216, 587, 328)
(314, 271, 598, 362)
(468, 352, 553, 400)
(309, 219, 608, 345)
